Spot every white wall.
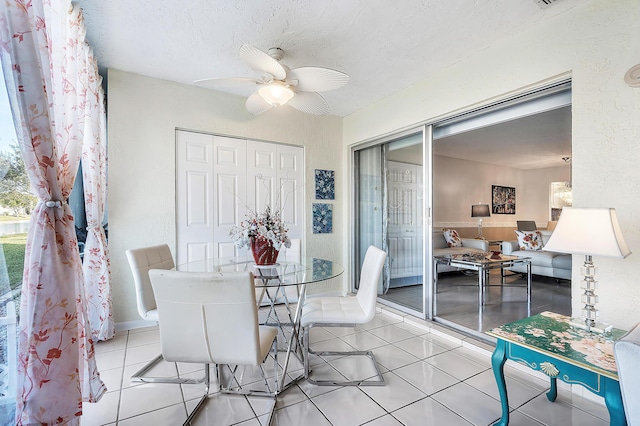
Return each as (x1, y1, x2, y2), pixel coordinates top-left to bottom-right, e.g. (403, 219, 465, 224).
(343, 0, 640, 330)
(433, 155, 569, 228)
(107, 69, 343, 324)
(434, 155, 522, 227)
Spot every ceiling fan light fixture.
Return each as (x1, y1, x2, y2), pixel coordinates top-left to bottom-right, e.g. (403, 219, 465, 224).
(258, 82, 294, 106)
(196, 44, 349, 115)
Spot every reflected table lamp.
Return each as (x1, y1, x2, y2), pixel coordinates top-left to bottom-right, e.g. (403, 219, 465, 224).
(544, 207, 631, 334)
(471, 204, 491, 239)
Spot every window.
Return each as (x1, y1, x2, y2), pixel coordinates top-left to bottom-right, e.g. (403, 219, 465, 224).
(0, 66, 23, 421)
(550, 181, 572, 220)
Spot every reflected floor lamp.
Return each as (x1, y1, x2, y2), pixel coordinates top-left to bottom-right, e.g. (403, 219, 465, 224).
(544, 207, 631, 334)
(471, 204, 491, 239)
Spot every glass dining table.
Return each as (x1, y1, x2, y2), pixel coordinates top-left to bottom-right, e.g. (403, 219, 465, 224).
(175, 255, 344, 391)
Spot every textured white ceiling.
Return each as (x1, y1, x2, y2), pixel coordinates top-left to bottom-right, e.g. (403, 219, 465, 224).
(434, 106, 572, 170)
(77, 0, 582, 117)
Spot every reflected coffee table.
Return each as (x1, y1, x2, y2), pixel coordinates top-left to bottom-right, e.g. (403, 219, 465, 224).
(433, 253, 531, 309)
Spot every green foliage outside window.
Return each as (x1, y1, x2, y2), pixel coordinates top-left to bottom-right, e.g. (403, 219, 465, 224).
(1, 233, 26, 294)
(0, 144, 36, 216)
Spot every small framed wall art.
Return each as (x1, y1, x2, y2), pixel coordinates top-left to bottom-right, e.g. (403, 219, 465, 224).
(492, 185, 516, 214)
(315, 169, 335, 200)
(312, 203, 332, 234)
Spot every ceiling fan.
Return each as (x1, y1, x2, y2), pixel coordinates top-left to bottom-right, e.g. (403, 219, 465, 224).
(194, 44, 349, 115)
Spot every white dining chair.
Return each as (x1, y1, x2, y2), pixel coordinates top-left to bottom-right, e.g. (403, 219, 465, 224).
(278, 238, 301, 263)
(149, 269, 279, 425)
(614, 323, 640, 425)
(125, 244, 207, 385)
(301, 245, 387, 386)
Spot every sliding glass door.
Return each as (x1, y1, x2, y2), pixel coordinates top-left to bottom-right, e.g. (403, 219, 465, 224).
(352, 80, 571, 336)
(354, 130, 427, 315)
(430, 81, 572, 335)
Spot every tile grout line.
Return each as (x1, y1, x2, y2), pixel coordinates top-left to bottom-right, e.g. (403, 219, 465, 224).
(101, 309, 607, 425)
(376, 308, 603, 425)
(113, 330, 130, 425)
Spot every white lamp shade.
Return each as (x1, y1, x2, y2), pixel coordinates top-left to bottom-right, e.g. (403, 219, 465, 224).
(258, 82, 294, 106)
(544, 207, 631, 258)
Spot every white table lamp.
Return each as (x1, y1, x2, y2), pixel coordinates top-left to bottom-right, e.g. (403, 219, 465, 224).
(544, 207, 631, 333)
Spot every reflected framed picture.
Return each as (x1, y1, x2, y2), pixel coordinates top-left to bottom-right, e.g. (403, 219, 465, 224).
(492, 185, 516, 214)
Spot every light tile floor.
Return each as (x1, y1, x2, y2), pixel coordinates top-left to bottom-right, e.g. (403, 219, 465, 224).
(83, 306, 610, 425)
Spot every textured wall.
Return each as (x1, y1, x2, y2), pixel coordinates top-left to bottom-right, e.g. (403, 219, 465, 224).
(108, 70, 343, 324)
(343, 0, 640, 329)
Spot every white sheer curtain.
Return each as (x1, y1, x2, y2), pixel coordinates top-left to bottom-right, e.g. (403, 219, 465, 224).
(0, 1, 106, 423)
(81, 49, 113, 342)
(357, 145, 388, 294)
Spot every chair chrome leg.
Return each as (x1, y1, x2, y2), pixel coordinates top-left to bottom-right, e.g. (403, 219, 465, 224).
(216, 364, 223, 392)
(303, 324, 385, 387)
(218, 339, 280, 398)
(183, 364, 211, 426)
(303, 326, 311, 380)
(265, 339, 279, 426)
(271, 337, 279, 394)
(131, 353, 209, 385)
(131, 353, 163, 381)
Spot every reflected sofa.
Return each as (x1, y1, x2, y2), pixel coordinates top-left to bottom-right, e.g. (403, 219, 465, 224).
(433, 231, 489, 273)
(501, 231, 571, 280)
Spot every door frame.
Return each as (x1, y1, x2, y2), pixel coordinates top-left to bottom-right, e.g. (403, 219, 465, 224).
(348, 77, 572, 328)
(350, 126, 431, 320)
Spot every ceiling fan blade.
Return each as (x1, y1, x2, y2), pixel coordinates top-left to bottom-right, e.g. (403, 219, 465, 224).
(246, 91, 273, 115)
(193, 77, 259, 87)
(287, 91, 330, 115)
(240, 44, 286, 80)
(287, 67, 349, 92)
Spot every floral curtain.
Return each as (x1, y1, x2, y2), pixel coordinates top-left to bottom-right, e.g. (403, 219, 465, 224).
(0, 1, 106, 423)
(81, 39, 113, 342)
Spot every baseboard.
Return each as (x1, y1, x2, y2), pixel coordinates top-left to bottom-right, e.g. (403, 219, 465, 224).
(115, 319, 157, 332)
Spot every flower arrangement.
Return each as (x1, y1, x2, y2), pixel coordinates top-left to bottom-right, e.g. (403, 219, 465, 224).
(229, 205, 291, 250)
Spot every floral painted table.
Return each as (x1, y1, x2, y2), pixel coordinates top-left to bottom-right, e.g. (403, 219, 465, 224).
(487, 311, 627, 426)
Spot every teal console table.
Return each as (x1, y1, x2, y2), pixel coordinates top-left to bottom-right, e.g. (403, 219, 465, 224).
(487, 311, 627, 426)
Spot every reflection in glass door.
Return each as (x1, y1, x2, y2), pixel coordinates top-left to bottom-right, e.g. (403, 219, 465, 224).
(354, 144, 385, 295)
(354, 131, 425, 314)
